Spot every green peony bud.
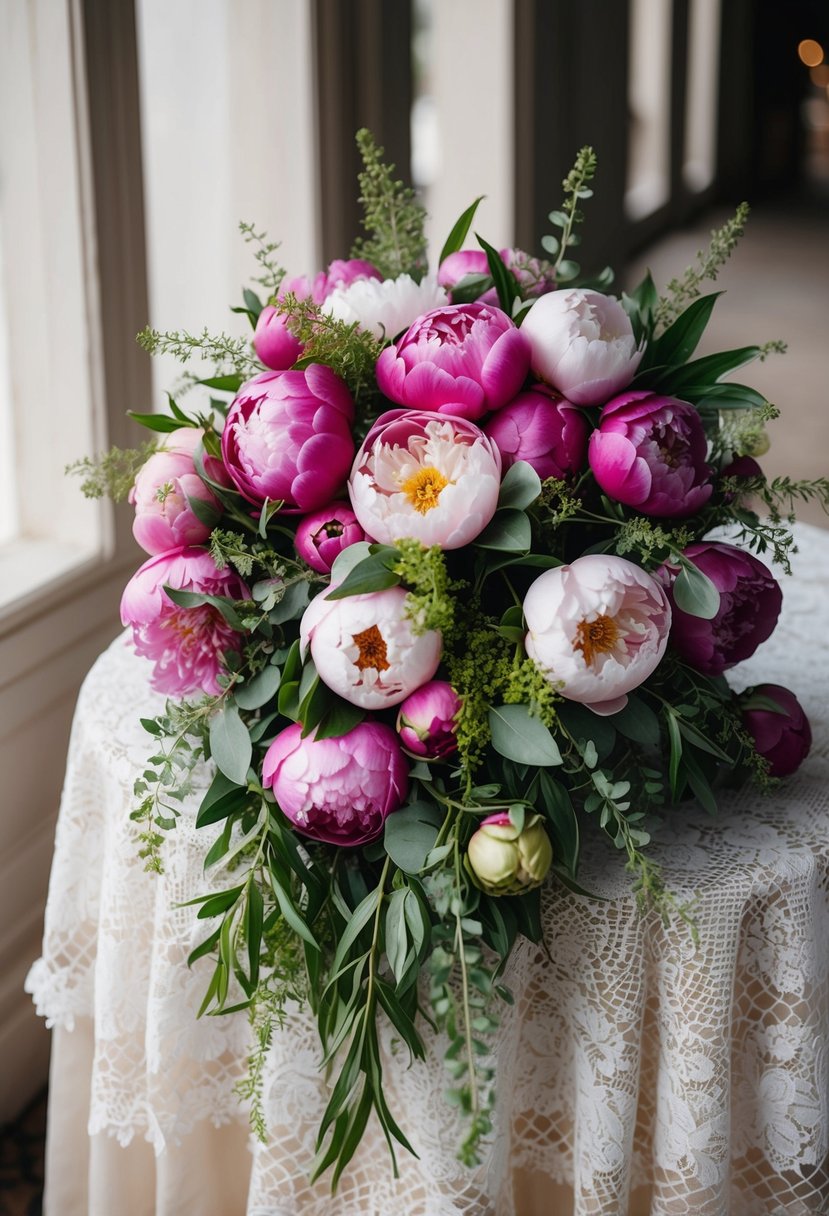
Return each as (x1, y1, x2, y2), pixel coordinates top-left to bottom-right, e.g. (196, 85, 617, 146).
(466, 812, 553, 896)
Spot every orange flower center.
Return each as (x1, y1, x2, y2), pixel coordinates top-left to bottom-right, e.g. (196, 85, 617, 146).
(352, 624, 390, 672)
(402, 466, 449, 514)
(573, 614, 620, 666)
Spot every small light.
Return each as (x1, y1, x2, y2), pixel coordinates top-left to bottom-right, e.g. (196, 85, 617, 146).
(811, 64, 829, 87)
(798, 38, 824, 67)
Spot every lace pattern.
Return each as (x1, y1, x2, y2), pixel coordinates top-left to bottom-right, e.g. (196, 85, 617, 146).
(27, 524, 829, 1213)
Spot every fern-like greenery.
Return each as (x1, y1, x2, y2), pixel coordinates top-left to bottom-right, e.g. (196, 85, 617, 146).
(350, 128, 428, 282)
(654, 203, 751, 330)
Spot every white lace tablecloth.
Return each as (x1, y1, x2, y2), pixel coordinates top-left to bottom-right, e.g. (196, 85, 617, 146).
(27, 524, 829, 1216)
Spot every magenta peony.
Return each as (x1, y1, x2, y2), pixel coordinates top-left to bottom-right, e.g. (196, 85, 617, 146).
(588, 391, 712, 517)
(262, 720, 409, 846)
(130, 429, 221, 555)
(300, 584, 442, 710)
(252, 305, 303, 371)
(294, 502, 366, 574)
(375, 301, 530, 421)
(520, 288, 643, 406)
(667, 542, 782, 675)
(741, 684, 812, 777)
(120, 548, 249, 696)
(438, 249, 556, 305)
(483, 385, 588, 481)
(524, 554, 672, 715)
(221, 365, 355, 511)
(348, 409, 501, 549)
(396, 680, 461, 759)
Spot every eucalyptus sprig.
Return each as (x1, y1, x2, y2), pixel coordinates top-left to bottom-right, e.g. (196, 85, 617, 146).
(539, 145, 598, 284)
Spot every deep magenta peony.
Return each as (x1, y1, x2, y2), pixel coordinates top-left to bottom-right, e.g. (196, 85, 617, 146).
(130, 429, 221, 555)
(484, 385, 588, 481)
(262, 720, 409, 846)
(120, 548, 249, 696)
(222, 365, 355, 511)
(667, 542, 782, 675)
(396, 680, 461, 759)
(294, 501, 366, 574)
(375, 301, 530, 421)
(589, 391, 713, 518)
(741, 684, 812, 777)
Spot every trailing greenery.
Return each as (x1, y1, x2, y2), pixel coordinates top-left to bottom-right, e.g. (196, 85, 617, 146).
(350, 128, 428, 281)
(137, 325, 261, 377)
(67, 441, 160, 502)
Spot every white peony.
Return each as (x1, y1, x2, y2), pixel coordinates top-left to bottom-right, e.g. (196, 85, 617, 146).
(322, 274, 448, 341)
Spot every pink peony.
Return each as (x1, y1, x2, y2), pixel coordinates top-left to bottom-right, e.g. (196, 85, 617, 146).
(396, 680, 461, 759)
(375, 301, 530, 421)
(524, 554, 671, 715)
(129, 429, 221, 555)
(666, 542, 782, 675)
(278, 258, 381, 307)
(520, 288, 643, 406)
(348, 409, 501, 549)
(301, 584, 442, 710)
(588, 391, 712, 517)
(221, 366, 355, 511)
(741, 684, 812, 778)
(438, 249, 555, 305)
(294, 502, 367, 574)
(253, 306, 303, 371)
(262, 720, 408, 846)
(483, 385, 588, 481)
(120, 548, 250, 696)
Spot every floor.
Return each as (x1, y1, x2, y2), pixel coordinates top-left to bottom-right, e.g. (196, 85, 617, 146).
(0, 1092, 45, 1216)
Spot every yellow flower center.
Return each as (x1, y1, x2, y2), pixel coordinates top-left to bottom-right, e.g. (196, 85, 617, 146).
(574, 614, 620, 667)
(352, 624, 390, 672)
(402, 466, 449, 514)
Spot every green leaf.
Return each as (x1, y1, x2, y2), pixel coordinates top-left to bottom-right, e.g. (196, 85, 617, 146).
(537, 771, 579, 876)
(666, 711, 683, 799)
(438, 196, 485, 266)
(245, 880, 264, 986)
(233, 663, 282, 711)
(312, 698, 365, 741)
(551, 866, 606, 901)
(474, 510, 531, 553)
(331, 889, 379, 978)
(186, 494, 223, 529)
(384, 801, 442, 874)
(385, 889, 409, 984)
(497, 461, 542, 511)
(449, 272, 493, 304)
(476, 231, 518, 314)
(621, 270, 659, 343)
(677, 382, 768, 411)
(613, 696, 661, 747)
(558, 701, 616, 761)
(209, 704, 252, 785)
(672, 559, 720, 620)
(681, 747, 718, 815)
(330, 541, 372, 583)
(648, 292, 722, 368)
(488, 704, 563, 767)
(196, 770, 249, 828)
(196, 374, 244, 393)
(243, 287, 264, 320)
(269, 868, 319, 948)
(325, 553, 401, 599)
(655, 345, 761, 392)
(127, 410, 184, 433)
(268, 580, 311, 625)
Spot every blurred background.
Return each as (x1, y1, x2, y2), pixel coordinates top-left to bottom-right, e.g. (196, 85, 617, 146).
(0, 0, 827, 1199)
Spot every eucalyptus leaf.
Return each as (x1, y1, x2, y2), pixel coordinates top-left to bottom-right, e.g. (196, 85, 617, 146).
(497, 461, 542, 511)
(330, 541, 372, 582)
(474, 510, 531, 553)
(384, 801, 443, 874)
(233, 663, 282, 710)
(488, 704, 563, 767)
(209, 703, 252, 785)
(672, 560, 720, 620)
(326, 553, 401, 599)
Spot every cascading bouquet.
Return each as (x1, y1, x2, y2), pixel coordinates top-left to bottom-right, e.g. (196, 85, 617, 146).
(73, 131, 825, 1183)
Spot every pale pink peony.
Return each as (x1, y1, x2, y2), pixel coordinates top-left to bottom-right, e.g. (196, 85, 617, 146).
(322, 273, 447, 340)
(396, 680, 461, 759)
(524, 554, 671, 715)
(221, 366, 355, 511)
(120, 547, 250, 696)
(483, 386, 588, 481)
(348, 409, 501, 549)
(129, 429, 221, 555)
(520, 289, 643, 406)
(294, 502, 367, 574)
(262, 720, 408, 846)
(375, 301, 530, 421)
(300, 584, 442, 710)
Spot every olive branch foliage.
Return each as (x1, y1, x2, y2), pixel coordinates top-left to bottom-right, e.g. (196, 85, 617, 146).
(72, 132, 829, 1187)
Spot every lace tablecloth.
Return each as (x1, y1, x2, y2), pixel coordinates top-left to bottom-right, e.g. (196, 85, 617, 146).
(27, 524, 829, 1216)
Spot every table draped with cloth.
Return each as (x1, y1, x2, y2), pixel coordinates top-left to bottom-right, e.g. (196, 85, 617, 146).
(27, 523, 829, 1216)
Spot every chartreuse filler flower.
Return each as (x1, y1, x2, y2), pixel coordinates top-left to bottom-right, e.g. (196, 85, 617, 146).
(72, 130, 829, 1186)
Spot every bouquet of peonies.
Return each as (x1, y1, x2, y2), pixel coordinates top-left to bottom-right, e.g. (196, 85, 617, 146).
(74, 132, 825, 1182)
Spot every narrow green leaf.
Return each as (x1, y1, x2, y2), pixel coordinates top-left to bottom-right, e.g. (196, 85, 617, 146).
(476, 231, 518, 314)
(648, 292, 722, 368)
(613, 696, 661, 747)
(164, 587, 244, 632)
(438, 196, 485, 265)
(666, 711, 683, 799)
(127, 410, 183, 433)
(538, 771, 580, 876)
(385, 890, 409, 984)
(196, 374, 243, 393)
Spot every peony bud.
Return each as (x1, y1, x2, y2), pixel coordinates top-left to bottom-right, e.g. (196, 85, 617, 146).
(740, 683, 812, 778)
(396, 680, 461, 759)
(467, 812, 552, 896)
(294, 503, 366, 574)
